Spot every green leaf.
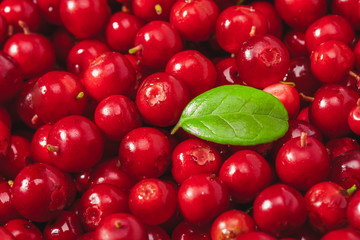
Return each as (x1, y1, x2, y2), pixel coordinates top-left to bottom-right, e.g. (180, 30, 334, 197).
(172, 85, 289, 145)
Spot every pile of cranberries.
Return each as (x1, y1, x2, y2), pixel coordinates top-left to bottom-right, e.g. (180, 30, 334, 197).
(2, 0, 360, 239)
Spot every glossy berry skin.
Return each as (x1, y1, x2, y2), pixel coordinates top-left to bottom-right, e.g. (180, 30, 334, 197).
(348, 103, 360, 135)
(0, 136, 32, 180)
(305, 15, 355, 53)
(31, 71, 87, 124)
(235, 232, 277, 240)
(219, 150, 272, 204)
(276, 134, 330, 191)
(37, 0, 62, 25)
(305, 182, 350, 234)
(0, 0, 41, 32)
(215, 58, 243, 86)
(171, 139, 222, 184)
(332, 0, 360, 30)
(250, 1, 283, 38)
(274, 0, 327, 30)
(105, 12, 144, 53)
(236, 35, 290, 89)
(283, 30, 308, 57)
(309, 84, 358, 138)
(253, 184, 307, 237)
(0, 181, 21, 225)
(43, 211, 83, 240)
(172, 221, 211, 240)
(178, 174, 230, 225)
(0, 121, 11, 160)
(170, 0, 219, 42)
(47, 115, 104, 172)
(263, 83, 300, 119)
(132, 0, 175, 22)
(0, 52, 23, 103)
(146, 226, 170, 240)
(136, 72, 190, 126)
(129, 178, 177, 225)
(79, 184, 129, 231)
(89, 158, 135, 192)
(83, 52, 136, 102)
(12, 163, 76, 222)
(165, 50, 217, 97)
(215, 5, 268, 54)
(326, 137, 360, 160)
(132, 21, 182, 68)
(30, 124, 53, 164)
(330, 150, 360, 190)
(59, 0, 110, 39)
(0, 226, 16, 240)
(94, 213, 147, 240)
(66, 40, 110, 78)
(3, 33, 55, 79)
(119, 127, 172, 180)
(4, 219, 43, 240)
(210, 210, 256, 240)
(95, 95, 142, 141)
(311, 40, 354, 83)
(321, 228, 360, 240)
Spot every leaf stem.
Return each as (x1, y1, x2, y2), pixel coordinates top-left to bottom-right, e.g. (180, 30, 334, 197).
(170, 122, 181, 135)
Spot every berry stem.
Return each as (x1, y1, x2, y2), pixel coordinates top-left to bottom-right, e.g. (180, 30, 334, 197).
(249, 26, 256, 37)
(155, 4, 162, 15)
(299, 92, 314, 102)
(300, 132, 307, 148)
(349, 70, 360, 82)
(31, 114, 39, 125)
(18, 20, 31, 35)
(7, 180, 13, 188)
(76, 91, 85, 100)
(47, 144, 60, 153)
(347, 184, 357, 196)
(280, 81, 296, 87)
(129, 45, 143, 55)
(115, 220, 122, 229)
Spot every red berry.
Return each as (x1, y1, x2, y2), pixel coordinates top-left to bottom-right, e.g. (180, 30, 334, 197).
(4, 219, 43, 240)
(0, 52, 23, 103)
(132, 0, 175, 22)
(43, 211, 83, 240)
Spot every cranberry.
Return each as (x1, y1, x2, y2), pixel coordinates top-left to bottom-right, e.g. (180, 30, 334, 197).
(47, 115, 104, 172)
(0, 52, 23, 103)
(94, 95, 142, 141)
(136, 72, 190, 126)
(332, 0, 360, 30)
(89, 158, 135, 192)
(235, 232, 277, 240)
(37, 0, 62, 25)
(170, 0, 219, 42)
(0, 120, 11, 159)
(3, 29, 55, 79)
(0, 226, 16, 240)
(130, 20, 182, 69)
(79, 183, 129, 231)
(0, 0, 41, 33)
(172, 220, 211, 240)
(215, 57, 243, 86)
(146, 225, 170, 240)
(0, 107, 11, 130)
(132, 0, 175, 22)
(178, 174, 229, 225)
(311, 40, 354, 83)
(276, 133, 330, 191)
(0, 135, 32, 179)
(274, 0, 327, 30)
(129, 178, 177, 225)
(51, 28, 76, 64)
(253, 184, 307, 237)
(31, 71, 87, 124)
(0, 14, 8, 44)
(82, 52, 136, 102)
(283, 30, 308, 57)
(119, 127, 172, 180)
(236, 35, 290, 89)
(105, 12, 144, 53)
(43, 211, 83, 240)
(30, 124, 53, 164)
(305, 181, 350, 234)
(0, 181, 21, 225)
(297, 107, 310, 122)
(250, 1, 283, 38)
(12, 163, 76, 222)
(309, 84, 358, 138)
(348, 99, 360, 135)
(94, 213, 147, 240)
(66, 39, 110, 78)
(171, 138, 222, 184)
(215, 5, 268, 54)
(263, 83, 300, 119)
(321, 228, 360, 240)
(165, 50, 217, 97)
(330, 150, 360, 190)
(59, 0, 110, 39)
(326, 137, 360, 160)
(4, 219, 43, 240)
(305, 14, 355, 53)
(210, 210, 256, 239)
(219, 150, 272, 204)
